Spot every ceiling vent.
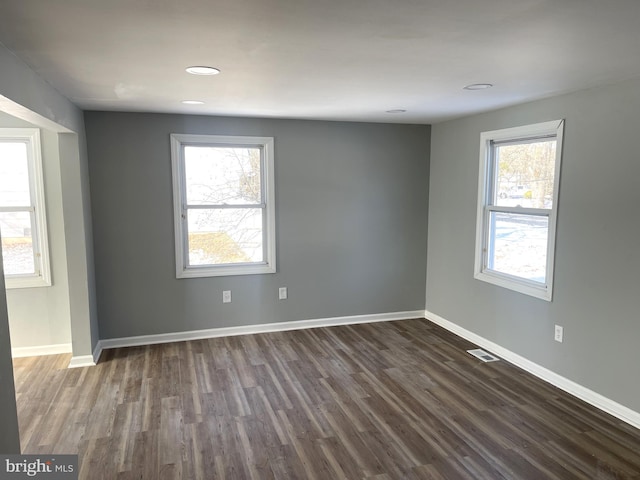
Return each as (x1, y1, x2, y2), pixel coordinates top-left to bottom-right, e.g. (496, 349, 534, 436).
(467, 348, 500, 362)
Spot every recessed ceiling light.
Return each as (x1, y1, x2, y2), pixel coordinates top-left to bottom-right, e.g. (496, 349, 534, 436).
(185, 66, 220, 75)
(181, 100, 204, 105)
(386, 109, 407, 114)
(464, 83, 493, 90)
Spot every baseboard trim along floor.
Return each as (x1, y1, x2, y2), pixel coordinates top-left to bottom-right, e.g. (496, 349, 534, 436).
(93, 309, 425, 362)
(65, 306, 640, 431)
(425, 308, 640, 430)
(11, 343, 72, 358)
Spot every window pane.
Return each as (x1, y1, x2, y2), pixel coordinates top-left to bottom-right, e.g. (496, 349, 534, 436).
(488, 212, 548, 283)
(184, 146, 262, 205)
(0, 211, 35, 275)
(494, 140, 556, 209)
(187, 208, 263, 265)
(0, 142, 31, 207)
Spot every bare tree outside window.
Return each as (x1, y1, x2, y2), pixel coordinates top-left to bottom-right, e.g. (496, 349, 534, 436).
(184, 146, 263, 266)
(495, 140, 556, 209)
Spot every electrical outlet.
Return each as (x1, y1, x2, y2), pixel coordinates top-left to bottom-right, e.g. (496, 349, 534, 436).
(223, 290, 231, 303)
(554, 325, 563, 343)
(278, 287, 287, 300)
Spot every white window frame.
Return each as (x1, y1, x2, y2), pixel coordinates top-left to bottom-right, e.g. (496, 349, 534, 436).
(474, 120, 564, 301)
(0, 128, 51, 289)
(170, 134, 276, 278)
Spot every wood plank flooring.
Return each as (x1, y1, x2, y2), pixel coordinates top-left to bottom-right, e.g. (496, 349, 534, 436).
(12, 319, 640, 479)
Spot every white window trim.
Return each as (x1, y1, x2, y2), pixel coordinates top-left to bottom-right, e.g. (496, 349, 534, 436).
(0, 128, 51, 289)
(474, 120, 564, 301)
(170, 134, 276, 278)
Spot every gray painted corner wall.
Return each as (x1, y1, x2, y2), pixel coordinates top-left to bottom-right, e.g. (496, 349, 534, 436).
(426, 77, 640, 412)
(59, 129, 100, 354)
(85, 112, 430, 339)
(0, 247, 20, 453)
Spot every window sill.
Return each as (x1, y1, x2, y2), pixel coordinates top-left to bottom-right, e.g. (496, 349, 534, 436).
(5, 276, 52, 289)
(177, 263, 276, 279)
(474, 270, 552, 301)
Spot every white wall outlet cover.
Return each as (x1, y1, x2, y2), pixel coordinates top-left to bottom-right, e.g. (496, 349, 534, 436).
(279, 287, 287, 300)
(554, 325, 563, 342)
(223, 290, 232, 303)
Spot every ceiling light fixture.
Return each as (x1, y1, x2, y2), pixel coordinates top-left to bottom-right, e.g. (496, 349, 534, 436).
(464, 83, 493, 90)
(386, 109, 407, 114)
(185, 66, 220, 75)
(181, 100, 204, 105)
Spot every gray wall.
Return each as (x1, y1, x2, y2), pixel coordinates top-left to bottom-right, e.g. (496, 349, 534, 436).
(59, 130, 100, 355)
(85, 112, 430, 339)
(0, 112, 72, 349)
(427, 77, 640, 412)
(0, 249, 20, 453)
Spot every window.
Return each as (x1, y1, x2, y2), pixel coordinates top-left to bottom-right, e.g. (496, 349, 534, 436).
(171, 134, 276, 278)
(0, 128, 51, 288)
(474, 120, 564, 301)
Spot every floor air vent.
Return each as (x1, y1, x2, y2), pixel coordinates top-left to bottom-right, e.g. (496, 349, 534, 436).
(467, 348, 500, 362)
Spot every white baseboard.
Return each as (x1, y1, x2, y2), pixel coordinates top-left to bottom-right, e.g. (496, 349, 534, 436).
(68, 354, 96, 368)
(11, 343, 72, 358)
(67, 342, 102, 368)
(425, 309, 640, 430)
(10, 342, 98, 369)
(95, 310, 425, 356)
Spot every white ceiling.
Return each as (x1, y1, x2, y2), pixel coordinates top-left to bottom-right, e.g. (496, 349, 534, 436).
(1, 0, 640, 124)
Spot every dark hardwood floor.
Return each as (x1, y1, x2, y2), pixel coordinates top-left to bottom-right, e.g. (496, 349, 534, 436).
(12, 319, 640, 479)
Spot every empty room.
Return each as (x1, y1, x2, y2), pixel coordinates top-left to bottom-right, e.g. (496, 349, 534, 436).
(1, 1, 639, 479)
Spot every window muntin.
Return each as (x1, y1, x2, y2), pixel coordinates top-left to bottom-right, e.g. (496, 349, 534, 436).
(171, 134, 276, 278)
(0, 128, 51, 288)
(475, 120, 564, 301)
